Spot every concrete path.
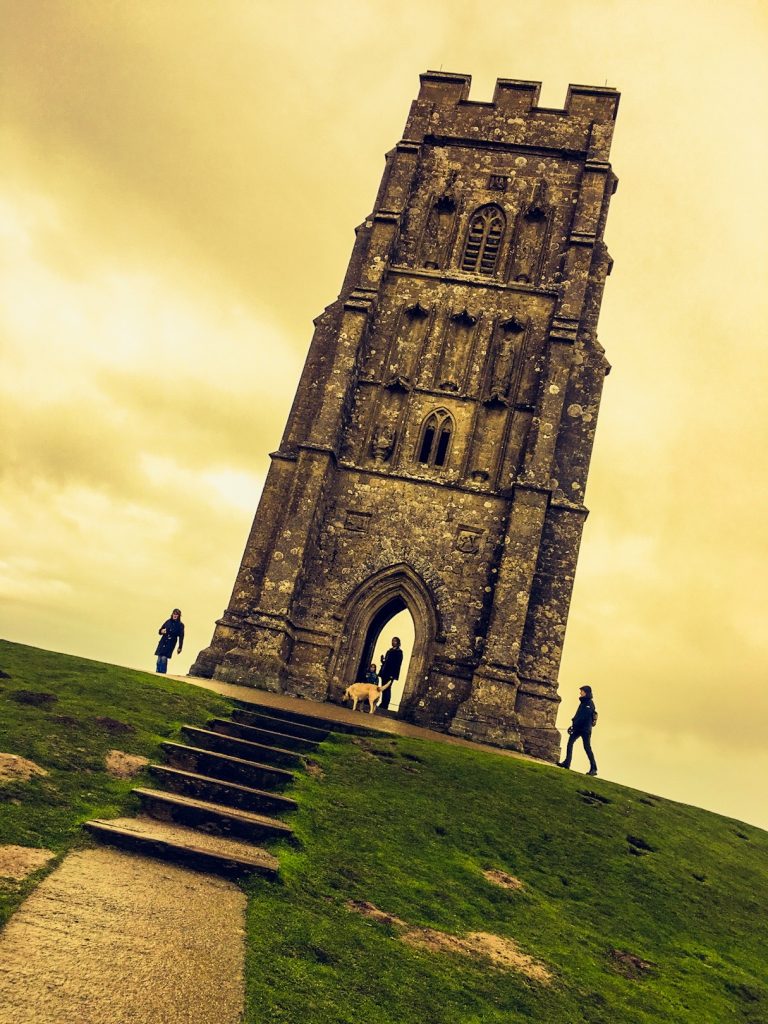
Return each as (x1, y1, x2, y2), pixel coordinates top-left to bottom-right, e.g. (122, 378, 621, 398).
(0, 847, 245, 1024)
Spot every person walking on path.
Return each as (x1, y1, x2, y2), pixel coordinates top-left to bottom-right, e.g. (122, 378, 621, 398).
(378, 637, 403, 711)
(558, 684, 598, 776)
(155, 608, 184, 674)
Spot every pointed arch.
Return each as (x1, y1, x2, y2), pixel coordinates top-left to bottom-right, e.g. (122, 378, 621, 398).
(461, 204, 506, 275)
(330, 563, 441, 717)
(417, 408, 454, 468)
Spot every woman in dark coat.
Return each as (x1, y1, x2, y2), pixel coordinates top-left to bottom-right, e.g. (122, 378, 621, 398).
(155, 608, 184, 674)
(558, 684, 598, 776)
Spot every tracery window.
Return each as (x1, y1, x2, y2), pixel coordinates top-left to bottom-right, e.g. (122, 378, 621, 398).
(461, 205, 505, 275)
(417, 410, 453, 468)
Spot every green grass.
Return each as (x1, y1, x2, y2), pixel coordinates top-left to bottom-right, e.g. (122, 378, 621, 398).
(0, 639, 231, 926)
(1, 641, 766, 1023)
(244, 735, 768, 1024)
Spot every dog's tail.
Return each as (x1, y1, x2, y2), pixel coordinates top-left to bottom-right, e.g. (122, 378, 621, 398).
(377, 681, 392, 692)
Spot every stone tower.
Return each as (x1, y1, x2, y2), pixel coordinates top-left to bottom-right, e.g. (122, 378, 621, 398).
(192, 71, 620, 760)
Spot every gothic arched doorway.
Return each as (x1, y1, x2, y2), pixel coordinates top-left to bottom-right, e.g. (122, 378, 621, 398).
(356, 600, 415, 713)
(331, 564, 439, 719)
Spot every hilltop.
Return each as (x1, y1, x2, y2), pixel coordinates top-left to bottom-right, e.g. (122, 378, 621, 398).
(1, 640, 766, 1023)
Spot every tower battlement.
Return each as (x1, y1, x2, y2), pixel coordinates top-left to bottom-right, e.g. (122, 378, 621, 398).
(407, 71, 619, 157)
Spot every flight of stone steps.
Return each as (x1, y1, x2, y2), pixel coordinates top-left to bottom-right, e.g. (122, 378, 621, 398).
(84, 700, 373, 879)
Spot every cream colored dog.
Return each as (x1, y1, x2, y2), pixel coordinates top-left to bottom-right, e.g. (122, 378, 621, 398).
(342, 680, 392, 713)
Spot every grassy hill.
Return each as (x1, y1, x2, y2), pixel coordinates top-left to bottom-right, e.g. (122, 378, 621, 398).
(0, 639, 230, 925)
(1, 640, 766, 1023)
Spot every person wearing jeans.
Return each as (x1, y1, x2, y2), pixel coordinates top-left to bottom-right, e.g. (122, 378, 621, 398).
(558, 684, 598, 776)
(155, 608, 184, 674)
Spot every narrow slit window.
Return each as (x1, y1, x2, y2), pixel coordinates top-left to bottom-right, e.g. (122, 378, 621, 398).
(435, 427, 451, 467)
(461, 206, 505, 275)
(418, 425, 436, 464)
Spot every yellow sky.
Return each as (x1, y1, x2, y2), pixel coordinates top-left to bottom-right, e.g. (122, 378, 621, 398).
(1, 1, 767, 829)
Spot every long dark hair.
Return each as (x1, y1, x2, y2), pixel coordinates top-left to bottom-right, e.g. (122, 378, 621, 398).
(580, 684, 593, 699)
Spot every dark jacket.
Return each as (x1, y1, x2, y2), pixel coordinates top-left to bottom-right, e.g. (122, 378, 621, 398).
(572, 695, 596, 733)
(364, 668, 379, 684)
(379, 647, 403, 684)
(155, 618, 184, 659)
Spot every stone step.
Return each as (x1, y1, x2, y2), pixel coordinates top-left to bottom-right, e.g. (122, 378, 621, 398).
(208, 717, 320, 753)
(148, 764, 298, 816)
(231, 708, 331, 742)
(180, 726, 303, 769)
(234, 698, 387, 736)
(161, 741, 295, 791)
(133, 788, 296, 845)
(84, 815, 279, 879)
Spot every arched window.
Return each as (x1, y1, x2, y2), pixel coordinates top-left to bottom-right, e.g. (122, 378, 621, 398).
(461, 205, 505, 275)
(417, 410, 453, 468)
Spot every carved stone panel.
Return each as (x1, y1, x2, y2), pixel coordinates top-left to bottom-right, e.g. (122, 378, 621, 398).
(455, 526, 484, 554)
(486, 316, 527, 404)
(510, 180, 550, 284)
(344, 510, 372, 533)
(422, 194, 457, 270)
(385, 302, 430, 389)
(370, 423, 396, 462)
(436, 308, 477, 393)
(468, 404, 507, 486)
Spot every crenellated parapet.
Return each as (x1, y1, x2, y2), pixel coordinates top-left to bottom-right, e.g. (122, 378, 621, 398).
(404, 71, 619, 157)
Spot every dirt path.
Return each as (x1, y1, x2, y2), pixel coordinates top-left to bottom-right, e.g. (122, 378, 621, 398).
(0, 847, 246, 1024)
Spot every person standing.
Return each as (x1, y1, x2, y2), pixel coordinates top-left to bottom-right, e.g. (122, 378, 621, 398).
(378, 637, 402, 711)
(155, 608, 184, 674)
(558, 684, 598, 776)
(364, 662, 379, 685)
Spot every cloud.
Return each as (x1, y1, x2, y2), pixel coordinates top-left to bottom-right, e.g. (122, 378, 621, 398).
(0, 180, 301, 474)
(0, 176, 292, 674)
(1, 0, 767, 829)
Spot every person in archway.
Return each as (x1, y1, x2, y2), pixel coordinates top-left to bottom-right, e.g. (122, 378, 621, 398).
(155, 608, 184, 674)
(378, 637, 402, 711)
(364, 662, 379, 685)
(558, 684, 598, 776)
